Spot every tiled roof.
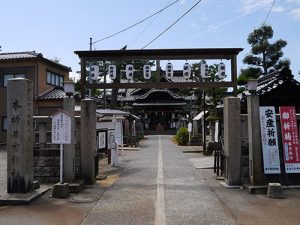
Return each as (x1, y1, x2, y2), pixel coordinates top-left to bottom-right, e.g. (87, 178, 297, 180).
(0, 51, 71, 71)
(37, 87, 66, 100)
(137, 88, 185, 100)
(118, 88, 186, 101)
(0, 51, 42, 60)
(37, 86, 103, 103)
(240, 67, 299, 100)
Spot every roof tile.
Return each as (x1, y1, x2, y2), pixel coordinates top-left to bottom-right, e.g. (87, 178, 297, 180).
(0, 51, 42, 60)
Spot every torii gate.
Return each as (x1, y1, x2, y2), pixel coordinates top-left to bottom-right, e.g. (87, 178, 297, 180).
(74, 48, 243, 97)
(75, 48, 244, 186)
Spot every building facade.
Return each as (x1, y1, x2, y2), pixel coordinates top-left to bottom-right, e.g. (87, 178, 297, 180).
(0, 51, 71, 143)
(118, 72, 198, 134)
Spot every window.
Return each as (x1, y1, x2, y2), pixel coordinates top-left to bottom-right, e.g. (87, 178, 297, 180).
(46, 71, 64, 87)
(2, 117, 7, 131)
(2, 74, 25, 87)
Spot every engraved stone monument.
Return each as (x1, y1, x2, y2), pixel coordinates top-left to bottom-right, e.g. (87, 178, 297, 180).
(7, 78, 33, 193)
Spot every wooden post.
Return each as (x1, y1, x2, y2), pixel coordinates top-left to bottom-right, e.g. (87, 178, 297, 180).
(80, 58, 86, 99)
(156, 59, 160, 82)
(231, 55, 238, 96)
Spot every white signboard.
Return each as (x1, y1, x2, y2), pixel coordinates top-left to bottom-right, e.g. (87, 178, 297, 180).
(259, 107, 281, 174)
(115, 120, 123, 145)
(188, 122, 192, 133)
(98, 131, 106, 149)
(51, 110, 71, 144)
(215, 121, 219, 143)
(107, 130, 116, 149)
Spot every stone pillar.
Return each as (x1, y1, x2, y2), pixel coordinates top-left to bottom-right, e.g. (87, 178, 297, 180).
(7, 78, 33, 193)
(80, 99, 96, 185)
(247, 95, 265, 185)
(63, 98, 75, 182)
(38, 122, 47, 147)
(192, 106, 199, 136)
(224, 97, 241, 185)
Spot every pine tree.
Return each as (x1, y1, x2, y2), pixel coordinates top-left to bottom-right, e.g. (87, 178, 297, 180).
(238, 25, 290, 86)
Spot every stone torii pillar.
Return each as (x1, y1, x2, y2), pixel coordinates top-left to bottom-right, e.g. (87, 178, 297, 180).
(7, 78, 33, 193)
(247, 95, 265, 185)
(63, 97, 76, 182)
(80, 99, 97, 185)
(223, 97, 241, 185)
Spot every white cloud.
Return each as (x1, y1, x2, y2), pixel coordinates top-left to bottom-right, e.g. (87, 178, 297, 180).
(285, 0, 300, 4)
(194, 13, 248, 37)
(179, 0, 187, 5)
(190, 22, 199, 28)
(272, 5, 287, 13)
(239, 0, 273, 14)
(290, 8, 300, 20)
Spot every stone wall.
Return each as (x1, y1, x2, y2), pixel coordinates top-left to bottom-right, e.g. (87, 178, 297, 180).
(33, 117, 81, 183)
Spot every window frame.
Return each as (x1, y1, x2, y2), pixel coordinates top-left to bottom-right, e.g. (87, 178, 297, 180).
(46, 70, 64, 87)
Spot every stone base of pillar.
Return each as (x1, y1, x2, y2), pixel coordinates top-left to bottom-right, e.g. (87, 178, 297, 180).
(52, 183, 70, 198)
(267, 183, 284, 199)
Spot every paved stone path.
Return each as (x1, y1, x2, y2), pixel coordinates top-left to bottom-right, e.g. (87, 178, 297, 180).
(1, 136, 300, 224)
(82, 135, 235, 225)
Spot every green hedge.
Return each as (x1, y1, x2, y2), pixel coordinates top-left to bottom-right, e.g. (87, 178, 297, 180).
(175, 127, 189, 145)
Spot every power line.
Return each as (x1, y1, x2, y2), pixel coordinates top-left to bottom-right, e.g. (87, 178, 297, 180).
(142, 0, 203, 49)
(93, 0, 180, 45)
(128, 0, 173, 48)
(264, 0, 276, 24)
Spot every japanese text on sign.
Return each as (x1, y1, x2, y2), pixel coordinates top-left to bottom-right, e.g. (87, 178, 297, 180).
(51, 111, 71, 144)
(279, 106, 300, 173)
(259, 107, 281, 174)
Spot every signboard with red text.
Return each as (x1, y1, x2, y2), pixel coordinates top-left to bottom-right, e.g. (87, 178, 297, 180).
(279, 106, 300, 173)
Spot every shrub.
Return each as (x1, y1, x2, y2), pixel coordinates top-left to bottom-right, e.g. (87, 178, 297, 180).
(175, 127, 189, 145)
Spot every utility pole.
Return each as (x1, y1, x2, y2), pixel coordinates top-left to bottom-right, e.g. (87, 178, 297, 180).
(88, 38, 92, 98)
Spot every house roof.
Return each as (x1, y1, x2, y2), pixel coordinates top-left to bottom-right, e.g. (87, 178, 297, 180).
(0, 51, 42, 60)
(37, 86, 66, 100)
(137, 88, 185, 100)
(0, 51, 71, 71)
(37, 86, 103, 103)
(241, 67, 299, 98)
(118, 88, 194, 102)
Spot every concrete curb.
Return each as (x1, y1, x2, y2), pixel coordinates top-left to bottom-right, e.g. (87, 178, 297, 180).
(0, 185, 50, 206)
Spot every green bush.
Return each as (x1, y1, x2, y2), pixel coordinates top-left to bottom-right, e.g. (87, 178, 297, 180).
(175, 127, 189, 145)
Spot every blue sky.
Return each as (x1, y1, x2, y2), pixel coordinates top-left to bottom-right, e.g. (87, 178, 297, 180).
(1, 0, 299, 80)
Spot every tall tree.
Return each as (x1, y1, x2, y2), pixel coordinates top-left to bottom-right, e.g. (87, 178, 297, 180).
(238, 25, 290, 85)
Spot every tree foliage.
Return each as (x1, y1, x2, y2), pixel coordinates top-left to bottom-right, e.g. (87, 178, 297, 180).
(205, 64, 227, 109)
(175, 127, 189, 145)
(238, 25, 290, 84)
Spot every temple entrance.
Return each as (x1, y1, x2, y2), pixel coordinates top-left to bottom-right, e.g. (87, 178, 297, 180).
(75, 48, 242, 136)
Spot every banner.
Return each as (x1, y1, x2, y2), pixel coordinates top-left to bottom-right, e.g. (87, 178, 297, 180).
(259, 107, 281, 174)
(279, 106, 300, 173)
